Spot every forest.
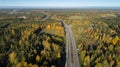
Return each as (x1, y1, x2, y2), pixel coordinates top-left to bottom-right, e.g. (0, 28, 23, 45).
(0, 9, 120, 67)
(0, 9, 65, 67)
(51, 9, 120, 67)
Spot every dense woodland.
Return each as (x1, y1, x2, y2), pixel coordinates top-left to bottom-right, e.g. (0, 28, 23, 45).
(0, 9, 65, 67)
(0, 9, 120, 67)
(52, 9, 120, 67)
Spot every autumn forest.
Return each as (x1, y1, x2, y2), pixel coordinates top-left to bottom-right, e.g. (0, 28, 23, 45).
(0, 9, 120, 67)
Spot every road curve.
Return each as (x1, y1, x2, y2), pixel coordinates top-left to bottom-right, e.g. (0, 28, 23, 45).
(60, 20, 80, 67)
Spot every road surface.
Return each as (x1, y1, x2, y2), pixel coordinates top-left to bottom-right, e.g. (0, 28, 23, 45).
(60, 20, 80, 67)
(43, 11, 80, 67)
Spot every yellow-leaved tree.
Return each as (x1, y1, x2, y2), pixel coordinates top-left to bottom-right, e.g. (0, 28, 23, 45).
(9, 52, 16, 64)
(36, 55, 41, 62)
(83, 55, 90, 66)
(112, 36, 119, 45)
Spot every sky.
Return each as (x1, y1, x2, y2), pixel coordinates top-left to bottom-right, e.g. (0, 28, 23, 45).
(0, 0, 120, 8)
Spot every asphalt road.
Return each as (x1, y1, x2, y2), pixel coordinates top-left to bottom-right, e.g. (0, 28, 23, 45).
(60, 20, 80, 67)
(40, 11, 79, 67)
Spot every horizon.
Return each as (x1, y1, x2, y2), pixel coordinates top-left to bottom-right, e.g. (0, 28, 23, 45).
(0, 6, 120, 9)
